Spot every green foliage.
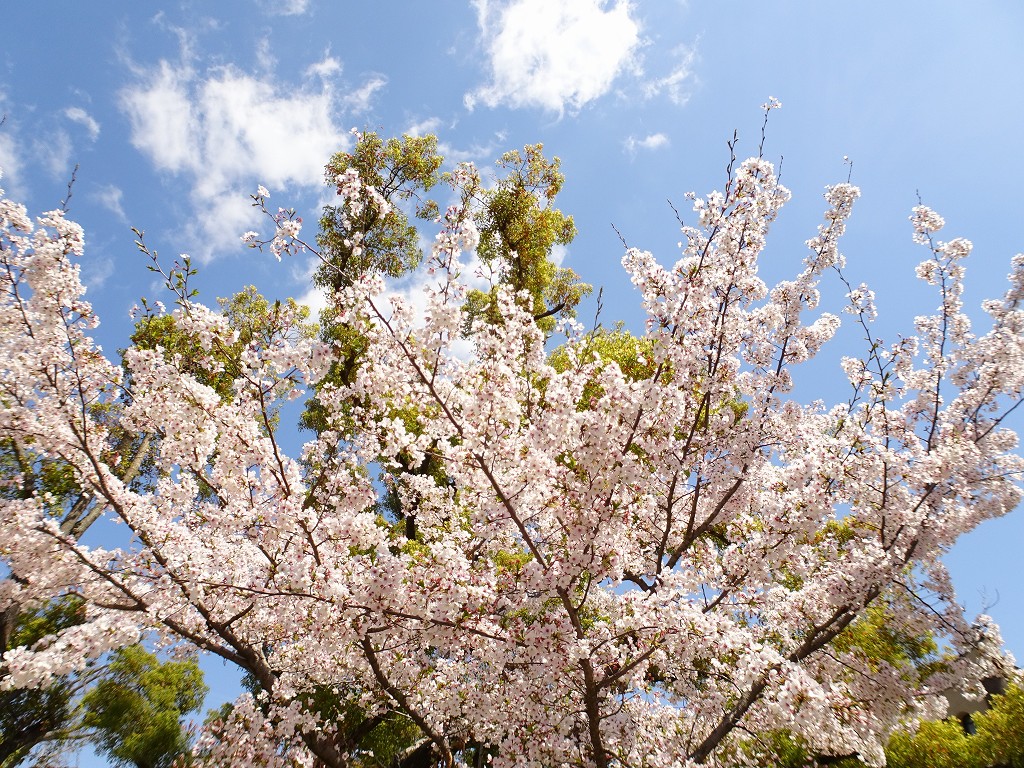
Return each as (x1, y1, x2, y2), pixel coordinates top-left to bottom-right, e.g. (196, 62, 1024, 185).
(886, 718, 977, 768)
(0, 401, 153, 766)
(305, 134, 591, 438)
(549, 323, 656, 381)
(461, 143, 590, 332)
(974, 683, 1024, 767)
(0, 598, 87, 768)
(227, 674, 423, 768)
(492, 550, 532, 576)
(83, 645, 207, 768)
(0, 406, 153, 765)
(304, 132, 444, 436)
(317, 131, 443, 291)
(355, 715, 423, 768)
(726, 729, 863, 768)
(131, 286, 315, 409)
(726, 681, 1024, 768)
(0, 683, 75, 768)
(301, 685, 422, 768)
(2, 602, 205, 768)
(833, 601, 939, 675)
(548, 324, 657, 410)
(8, 597, 86, 649)
(874, 683, 1024, 768)
(1, 274, 239, 763)
(0, 437, 79, 508)
(131, 313, 228, 394)
(1, 399, 137, 520)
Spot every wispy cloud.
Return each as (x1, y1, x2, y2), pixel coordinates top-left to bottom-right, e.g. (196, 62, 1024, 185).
(342, 74, 387, 113)
(625, 132, 669, 154)
(81, 254, 115, 290)
(265, 0, 312, 16)
(0, 133, 24, 198)
(438, 130, 508, 166)
(404, 116, 444, 137)
(305, 55, 341, 80)
(255, 36, 277, 74)
(94, 183, 128, 223)
(64, 107, 101, 141)
(35, 129, 73, 179)
(465, 0, 641, 115)
(119, 42, 376, 259)
(120, 59, 199, 175)
(641, 44, 696, 105)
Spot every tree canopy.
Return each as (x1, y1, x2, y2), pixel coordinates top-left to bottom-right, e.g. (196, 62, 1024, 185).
(83, 645, 206, 768)
(2, 126, 1024, 768)
(0, 271, 293, 766)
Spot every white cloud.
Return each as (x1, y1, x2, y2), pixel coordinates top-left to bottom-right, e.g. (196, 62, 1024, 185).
(120, 60, 199, 174)
(397, 117, 507, 168)
(342, 74, 387, 114)
(0, 93, 26, 197)
(194, 69, 347, 192)
(305, 55, 341, 80)
(466, 0, 641, 114)
(0, 132, 24, 198)
(255, 37, 277, 74)
(28, 107, 105, 186)
(119, 50, 378, 259)
(405, 116, 444, 137)
(94, 183, 128, 223)
(550, 243, 568, 267)
(438, 130, 508, 166)
(35, 129, 73, 179)
(624, 132, 669, 154)
(81, 255, 115, 290)
(64, 107, 101, 141)
(641, 44, 696, 105)
(264, 0, 311, 16)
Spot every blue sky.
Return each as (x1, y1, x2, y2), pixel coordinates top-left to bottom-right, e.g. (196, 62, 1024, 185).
(4, 1, 1024, 762)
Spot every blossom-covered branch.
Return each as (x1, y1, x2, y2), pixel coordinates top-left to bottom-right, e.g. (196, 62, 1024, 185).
(1, 136, 1022, 768)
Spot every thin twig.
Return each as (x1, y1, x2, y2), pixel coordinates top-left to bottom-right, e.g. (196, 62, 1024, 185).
(60, 164, 79, 213)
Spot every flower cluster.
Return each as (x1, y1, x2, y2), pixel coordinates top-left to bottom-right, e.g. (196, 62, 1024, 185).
(910, 204, 945, 244)
(242, 185, 306, 260)
(1, 155, 1022, 768)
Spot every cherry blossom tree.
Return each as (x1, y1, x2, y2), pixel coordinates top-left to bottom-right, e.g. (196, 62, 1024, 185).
(2, 117, 1024, 768)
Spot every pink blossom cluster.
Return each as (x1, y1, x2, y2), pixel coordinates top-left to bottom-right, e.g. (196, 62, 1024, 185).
(1, 159, 1023, 768)
(243, 185, 308, 260)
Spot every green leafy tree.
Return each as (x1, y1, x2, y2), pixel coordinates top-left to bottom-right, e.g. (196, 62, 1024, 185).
(0, 598, 86, 767)
(131, 285, 316, 428)
(549, 322, 656, 381)
(302, 131, 444, 435)
(884, 682, 1024, 768)
(0, 400, 152, 766)
(713, 587, 954, 768)
(459, 143, 590, 332)
(973, 682, 1024, 768)
(317, 131, 442, 289)
(82, 645, 207, 768)
(885, 718, 977, 768)
(205, 673, 423, 768)
(305, 133, 591, 435)
(722, 609, 1022, 768)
